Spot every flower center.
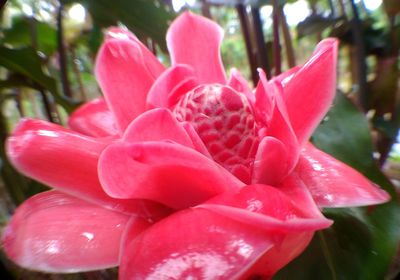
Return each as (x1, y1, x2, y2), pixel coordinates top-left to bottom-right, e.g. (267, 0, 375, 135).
(173, 84, 259, 183)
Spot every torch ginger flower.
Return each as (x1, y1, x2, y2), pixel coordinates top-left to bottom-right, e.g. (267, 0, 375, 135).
(2, 12, 390, 279)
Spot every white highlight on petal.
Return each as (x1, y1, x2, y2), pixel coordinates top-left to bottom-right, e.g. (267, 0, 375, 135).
(46, 240, 61, 254)
(37, 130, 58, 137)
(148, 252, 231, 279)
(231, 239, 254, 259)
(81, 232, 95, 241)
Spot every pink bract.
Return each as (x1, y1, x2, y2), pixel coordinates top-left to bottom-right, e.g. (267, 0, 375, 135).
(2, 12, 390, 279)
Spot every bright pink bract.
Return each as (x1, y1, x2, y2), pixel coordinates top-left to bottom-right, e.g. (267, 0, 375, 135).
(2, 12, 390, 279)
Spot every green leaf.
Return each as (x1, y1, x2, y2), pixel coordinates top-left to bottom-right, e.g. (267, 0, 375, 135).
(274, 93, 400, 279)
(0, 46, 78, 112)
(62, 0, 174, 51)
(1, 16, 57, 55)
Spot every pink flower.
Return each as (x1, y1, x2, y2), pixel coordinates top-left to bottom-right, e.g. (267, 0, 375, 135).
(2, 12, 389, 279)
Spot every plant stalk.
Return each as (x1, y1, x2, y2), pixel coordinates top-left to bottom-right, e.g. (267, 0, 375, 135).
(350, 0, 368, 110)
(57, 2, 73, 98)
(70, 47, 88, 102)
(272, 0, 282, 75)
(236, 4, 258, 85)
(251, 6, 271, 79)
(278, 5, 296, 68)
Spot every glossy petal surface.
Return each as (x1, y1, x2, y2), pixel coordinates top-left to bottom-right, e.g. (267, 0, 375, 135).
(283, 39, 338, 146)
(203, 184, 331, 232)
(6, 119, 169, 216)
(99, 141, 243, 209)
(296, 144, 390, 208)
(167, 12, 226, 84)
(121, 185, 331, 279)
(68, 98, 117, 137)
(202, 184, 331, 277)
(120, 208, 274, 280)
(2, 191, 129, 273)
(95, 36, 160, 133)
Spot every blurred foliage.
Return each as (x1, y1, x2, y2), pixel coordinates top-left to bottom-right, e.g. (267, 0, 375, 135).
(0, 0, 399, 279)
(2, 16, 57, 55)
(0, 46, 76, 111)
(60, 0, 175, 51)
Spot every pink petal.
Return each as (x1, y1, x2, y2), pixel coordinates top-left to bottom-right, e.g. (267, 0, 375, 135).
(68, 98, 117, 137)
(95, 34, 163, 133)
(123, 108, 194, 148)
(296, 143, 390, 208)
(121, 181, 331, 280)
(227, 68, 255, 104)
(254, 70, 274, 124)
(167, 12, 226, 84)
(2, 191, 130, 272)
(105, 27, 165, 80)
(272, 65, 301, 86)
(203, 184, 331, 231)
(278, 172, 326, 218)
(98, 141, 243, 209)
(119, 217, 153, 262)
(253, 72, 299, 184)
(253, 136, 289, 185)
(120, 208, 274, 279)
(181, 121, 212, 158)
(249, 232, 314, 277)
(201, 184, 331, 277)
(7, 119, 170, 217)
(146, 64, 198, 109)
(283, 38, 338, 147)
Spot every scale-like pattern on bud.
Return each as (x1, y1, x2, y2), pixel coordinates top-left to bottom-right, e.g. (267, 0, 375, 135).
(173, 84, 259, 183)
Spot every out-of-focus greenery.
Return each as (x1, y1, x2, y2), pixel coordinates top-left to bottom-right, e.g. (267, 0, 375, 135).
(0, 0, 399, 279)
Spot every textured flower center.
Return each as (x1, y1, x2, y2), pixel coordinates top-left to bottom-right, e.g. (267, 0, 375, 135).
(173, 84, 259, 183)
